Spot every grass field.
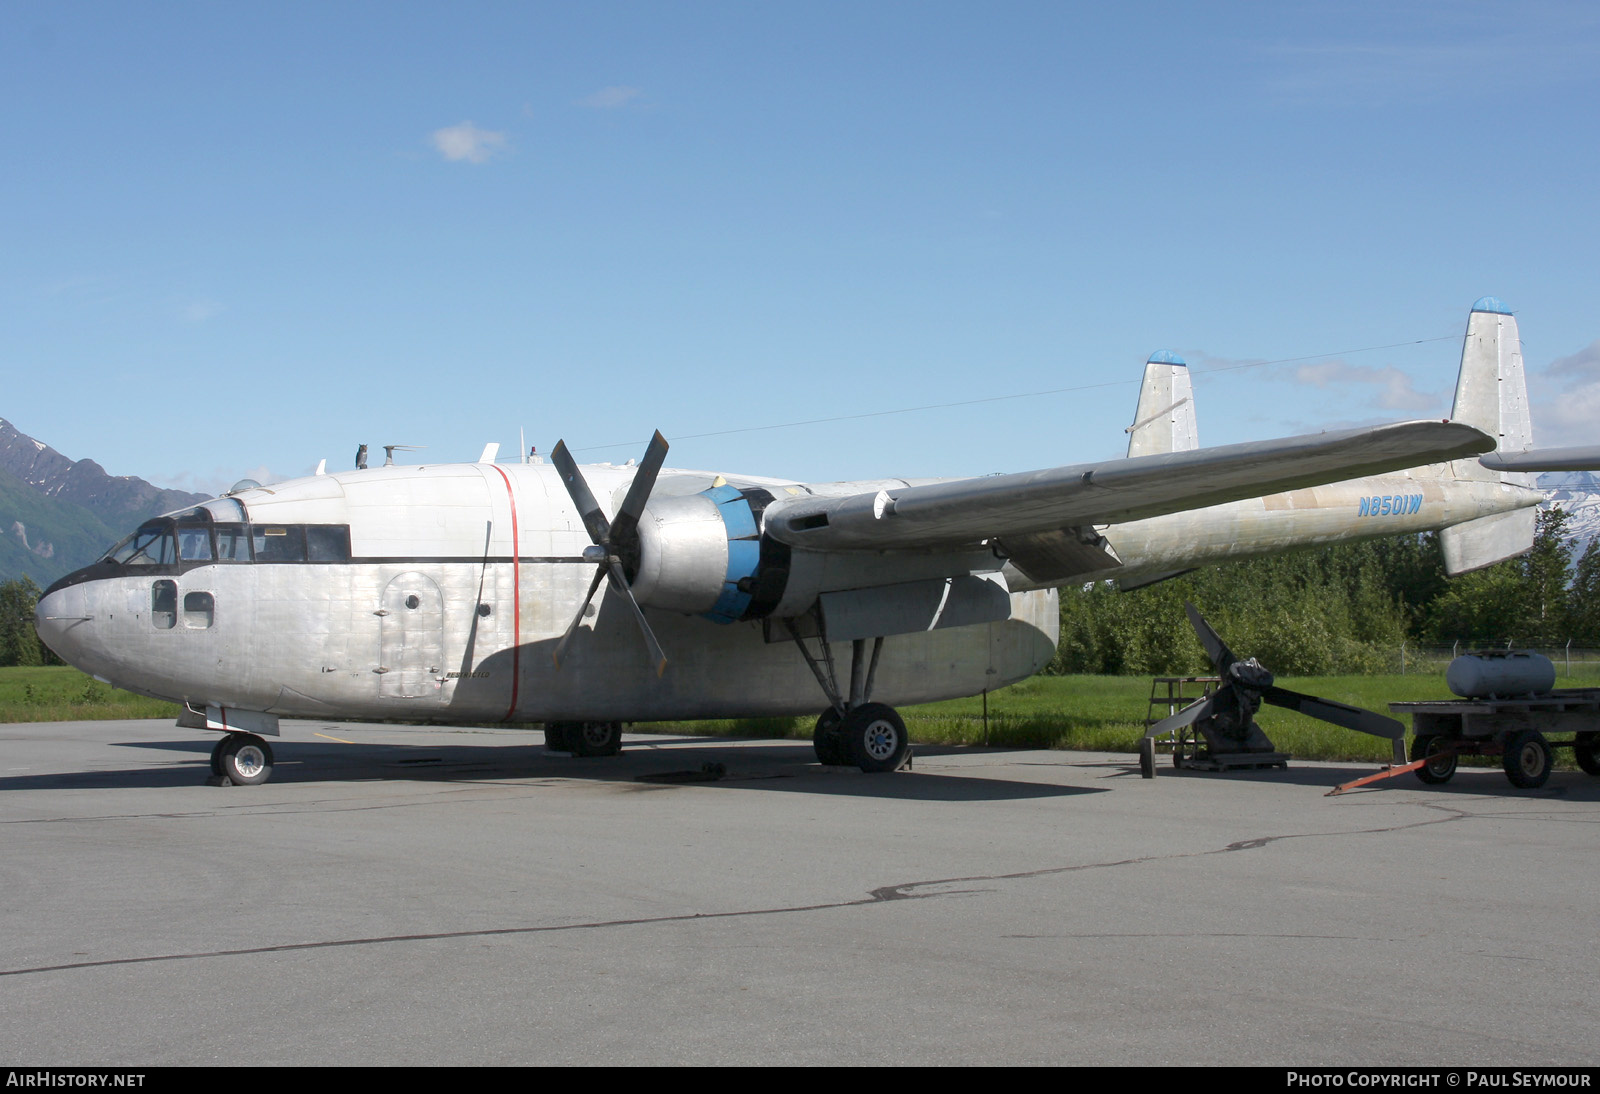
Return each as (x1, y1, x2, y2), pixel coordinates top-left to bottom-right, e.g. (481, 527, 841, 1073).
(0, 665, 179, 723)
(639, 669, 1600, 767)
(5, 665, 1598, 766)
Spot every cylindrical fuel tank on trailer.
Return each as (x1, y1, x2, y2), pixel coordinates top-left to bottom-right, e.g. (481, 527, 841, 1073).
(1445, 651, 1556, 699)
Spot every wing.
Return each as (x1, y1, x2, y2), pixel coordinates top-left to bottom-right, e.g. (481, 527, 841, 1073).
(764, 420, 1492, 552)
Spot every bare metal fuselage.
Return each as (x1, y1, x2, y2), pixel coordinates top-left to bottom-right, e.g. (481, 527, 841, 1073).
(36, 452, 1538, 729)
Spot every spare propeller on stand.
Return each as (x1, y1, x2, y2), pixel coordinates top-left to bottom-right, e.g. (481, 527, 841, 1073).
(549, 431, 671, 677)
(1140, 602, 1405, 777)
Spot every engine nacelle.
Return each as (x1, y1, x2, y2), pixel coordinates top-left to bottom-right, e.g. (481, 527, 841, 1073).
(631, 485, 762, 621)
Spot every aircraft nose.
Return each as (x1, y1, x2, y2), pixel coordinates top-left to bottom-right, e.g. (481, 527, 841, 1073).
(35, 582, 92, 664)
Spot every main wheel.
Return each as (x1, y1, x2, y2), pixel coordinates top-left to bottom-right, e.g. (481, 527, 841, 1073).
(216, 734, 274, 786)
(1503, 729, 1552, 789)
(1411, 734, 1457, 785)
(813, 708, 847, 766)
(209, 736, 228, 776)
(841, 703, 910, 773)
(567, 721, 622, 758)
(1574, 732, 1600, 777)
(1139, 736, 1156, 779)
(544, 723, 572, 752)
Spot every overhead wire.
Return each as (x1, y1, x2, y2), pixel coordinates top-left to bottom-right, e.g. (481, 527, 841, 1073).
(572, 332, 1463, 454)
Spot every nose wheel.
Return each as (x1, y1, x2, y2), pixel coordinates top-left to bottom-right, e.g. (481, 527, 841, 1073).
(209, 733, 275, 786)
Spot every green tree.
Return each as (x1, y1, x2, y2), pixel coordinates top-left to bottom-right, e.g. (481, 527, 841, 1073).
(0, 576, 46, 667)
(1570, 537, 1600, 645)
(1048, 539, 1409, 676)
(1420, 508, 1576, 647)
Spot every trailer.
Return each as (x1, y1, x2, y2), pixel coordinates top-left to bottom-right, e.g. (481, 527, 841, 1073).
(1389, 690, 1600, 789)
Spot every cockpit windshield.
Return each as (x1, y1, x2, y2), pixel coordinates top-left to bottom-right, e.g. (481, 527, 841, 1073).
(106, 523, 176, 566)
(100, 497, 349, 567)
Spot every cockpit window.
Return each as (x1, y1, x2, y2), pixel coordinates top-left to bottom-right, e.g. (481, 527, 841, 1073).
(306, 525, 351, 561)
(252, 525, 306, 563)
(176, 527, 214, 562)
(214, 524, 251, 561)
(102, 518, 348, 567)
(109, 524, 176, 566)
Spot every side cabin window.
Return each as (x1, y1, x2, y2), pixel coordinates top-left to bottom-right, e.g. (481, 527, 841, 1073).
(183, 591, 215, 629)
(151, 580, 177, 629)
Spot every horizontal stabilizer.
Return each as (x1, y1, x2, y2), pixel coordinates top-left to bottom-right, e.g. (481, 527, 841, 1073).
(1480, 446, 1600, 472)
(1441, 509, 1536, 575)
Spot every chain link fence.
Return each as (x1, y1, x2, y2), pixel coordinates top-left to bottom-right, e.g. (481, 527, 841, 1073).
(1399, 644, 1600, 676)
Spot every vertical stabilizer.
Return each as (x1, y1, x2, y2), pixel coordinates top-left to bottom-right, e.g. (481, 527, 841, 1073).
(1126, 351, 1198, 458)
(1441, 298, 1538, 574)
(1450, 297, 1533, 457)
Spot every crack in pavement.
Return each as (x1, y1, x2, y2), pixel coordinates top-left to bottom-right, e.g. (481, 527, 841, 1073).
(0, 802, 1474, 980)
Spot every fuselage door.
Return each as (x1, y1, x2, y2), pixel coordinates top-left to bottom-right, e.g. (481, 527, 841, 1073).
(381, 572, 444, 699)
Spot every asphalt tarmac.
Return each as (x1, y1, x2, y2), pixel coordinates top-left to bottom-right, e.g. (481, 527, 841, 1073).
(2, 718, 1596, 1066)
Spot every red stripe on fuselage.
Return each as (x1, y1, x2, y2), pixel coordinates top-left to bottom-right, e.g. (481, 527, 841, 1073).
(489, 465, 521, 721)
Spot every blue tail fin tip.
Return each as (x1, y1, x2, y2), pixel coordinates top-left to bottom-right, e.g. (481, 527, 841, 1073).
(1472, 296, 1512, 315)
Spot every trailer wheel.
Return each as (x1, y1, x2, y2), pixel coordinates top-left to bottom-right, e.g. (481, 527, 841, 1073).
(1411, 734, 1456, 785)
(1502, 729, 1552, 789)
(1574, 732, 1600, 777)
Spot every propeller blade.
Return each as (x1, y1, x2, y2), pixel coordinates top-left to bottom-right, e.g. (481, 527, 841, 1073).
(1262, 686, 1404, 740)
(607, 558, 668, 677)
(1145, 692, 1222, 738)
(551, 566, 608, 670)
(550, 440, 611, 546)
(1184, 602, 1235, 672)
(608, 431, 670, 548)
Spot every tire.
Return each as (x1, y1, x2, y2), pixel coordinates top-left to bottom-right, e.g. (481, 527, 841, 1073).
(1139, 736, 1155, 779)
(217, 734, 273, 786)
(544, 723, 572, 752)
(209, 736, 227, 776)
(567, 721, 622, 758)
(841, 703, 910, 773)
(1503, 729, 1551, 789)
(1574, 732, 1600, 777)
(813, 708, 847, 766)
(1411, 734, 1457, 785)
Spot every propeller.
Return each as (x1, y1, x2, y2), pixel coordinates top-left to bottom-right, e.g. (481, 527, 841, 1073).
(1146, 602, 1405, 761)
(549, 431, 671, 676)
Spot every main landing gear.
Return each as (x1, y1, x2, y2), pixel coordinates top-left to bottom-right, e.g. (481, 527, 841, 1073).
(789, 626, 912, 773)
(544, 721, 623, 757)
(208, 733, 274, 786)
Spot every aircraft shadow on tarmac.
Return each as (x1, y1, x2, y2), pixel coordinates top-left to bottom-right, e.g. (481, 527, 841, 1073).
(9, 734, 1594, 802)
(0, 736, 1106, 803)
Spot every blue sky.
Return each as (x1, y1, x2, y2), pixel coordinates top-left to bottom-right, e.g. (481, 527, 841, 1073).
(3, 1, 1597, 498)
